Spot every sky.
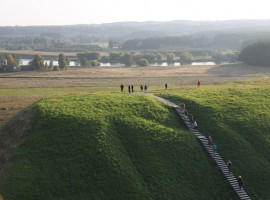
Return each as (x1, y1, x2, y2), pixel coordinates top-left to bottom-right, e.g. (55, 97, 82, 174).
(1, 0, 270, 26)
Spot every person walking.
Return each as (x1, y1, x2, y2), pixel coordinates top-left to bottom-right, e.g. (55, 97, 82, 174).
(131, 84, 134, 93)
(227, 160, 232, 174)
(208, 136, 213, 148)
(140, 84, 143, 92)
(165, 82, 168, 89)
(197, 80, 201, 87)
(128, 85, 131, 93)
(184, 109, 189, 120)
(144, 84, 148, 92)
(237, 176, 243, 189)
(193, 120, 198, 129)
(212, 143, 217, 156)
(120, 84, 124, 92)
(189, 114, 194, 123)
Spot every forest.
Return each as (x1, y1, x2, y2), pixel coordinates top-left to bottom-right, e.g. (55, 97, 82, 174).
(1, 20, 270, 52)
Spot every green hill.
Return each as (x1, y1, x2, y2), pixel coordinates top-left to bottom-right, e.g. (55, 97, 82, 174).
(0, 94, 236, 200)
(159, 79, 270, 200)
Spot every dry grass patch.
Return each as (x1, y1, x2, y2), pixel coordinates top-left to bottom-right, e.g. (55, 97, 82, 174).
(0, 96, 39, 125)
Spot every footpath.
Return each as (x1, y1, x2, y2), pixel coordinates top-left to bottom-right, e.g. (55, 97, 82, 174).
(148, 93, 251, 200)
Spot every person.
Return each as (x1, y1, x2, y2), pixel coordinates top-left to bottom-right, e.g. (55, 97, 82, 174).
(131, 84, 134, 93)
(128, 85, 131, 93)
(197, 80, 201, 87)
(212, 143, 217, 156)
(189, 114, 194, 123)
(165, 82, 168, 89)
(144, 84, 148, 92)
(208, 136, 213, 147)
(140, 84, 143, 92)
(237, 176, 243, 189)
(120, 84, 124, 92)
(184, 109, 188, 116)
(227, 160, 232, 174)
(193, 120, 198, 129)
(181, 103, 186, 110)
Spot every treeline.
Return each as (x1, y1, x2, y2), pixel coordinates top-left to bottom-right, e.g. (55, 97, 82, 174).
(77, 51, 194, 67)
(2, 20, 270, 52)
(0, 36, 103, 52)
(0, 53, 69, 72)
(116, 33, 270, 50)
(239, 42, 270, 66)
(121, 36, 221, 49)
(76, 50, 238, 67)
(0, 49, 238, 72)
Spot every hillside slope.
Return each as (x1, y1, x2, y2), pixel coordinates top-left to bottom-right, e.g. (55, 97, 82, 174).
(159, 79, 270, 200)
(0, 94, 236, 200)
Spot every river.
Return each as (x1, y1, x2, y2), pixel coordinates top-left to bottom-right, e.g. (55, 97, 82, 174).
(20, 59, 216, 67)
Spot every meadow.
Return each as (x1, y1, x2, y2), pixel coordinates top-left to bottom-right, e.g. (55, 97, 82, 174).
(0, 64, 269, 199)
(158, 79, 270, 199)
(0, 94, 236, 200)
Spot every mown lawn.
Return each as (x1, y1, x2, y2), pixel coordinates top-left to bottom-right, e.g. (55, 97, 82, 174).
(0, 94, 236, 200)
(158, 78, 270, 200)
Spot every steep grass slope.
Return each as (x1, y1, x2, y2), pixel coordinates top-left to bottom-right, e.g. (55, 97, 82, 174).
(159, 79, 270, 200)
(0, 94, 236, 200)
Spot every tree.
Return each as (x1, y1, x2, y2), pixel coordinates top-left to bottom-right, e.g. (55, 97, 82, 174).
(0, 56, 4, 67)
(49, 60, 54, 70)
(212, 51, 225, 64)
(137, 58, 149, 67)
(85, 51, 100, 61)
(122, 53, 134, 67)
(109, 52, 122, 63)
(166, 53, 175, 64)
(30, 54, 45, 70)
(143, 53, 156, 64)
(239, 42, 270, 66)
(44, 63, 48, 70)
(58, 53, 69, 70)
(77, 51, 100, 66)
(213, 51, 238, 64)
(90, 60, 100, 67)
(108, 40, 114, 48)
(5, 54, 19, 67)
(156, 53, 164, 63)
(180, 52, 193, 65)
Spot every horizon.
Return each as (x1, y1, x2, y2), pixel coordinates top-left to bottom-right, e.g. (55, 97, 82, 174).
(1, 0, 270, 26)
(1, 19, 270, 27)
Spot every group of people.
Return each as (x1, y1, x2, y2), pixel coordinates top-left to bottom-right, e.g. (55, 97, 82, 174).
(182, 103, 244, 191)
(182, 104, 198, 129)
(120, 80, 201, 93)
(120, 84, 148, 93)
(208, 136, 244, 190)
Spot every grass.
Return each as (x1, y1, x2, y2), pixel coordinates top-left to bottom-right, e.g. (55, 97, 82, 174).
(0, 94, 236, 200)
(158, 78, 270, 200)
(0, 63, 269, 199)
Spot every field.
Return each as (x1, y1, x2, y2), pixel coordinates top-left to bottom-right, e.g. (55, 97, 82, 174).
(158, 79, 270, 199)
(1, 63, 269, 124)
(0, 94, 237, 200)
(0, 49, 78, 57)
(0, 63, 269, 199)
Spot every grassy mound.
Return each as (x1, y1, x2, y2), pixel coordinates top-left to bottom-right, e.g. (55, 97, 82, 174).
(0, 94, 236, 200)
(159, 79, 270, 200)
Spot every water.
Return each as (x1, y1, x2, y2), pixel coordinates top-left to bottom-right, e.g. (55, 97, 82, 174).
(100, 63, 125, 67)
(20, 59, 76, 67)
(20, 59, 215, 67)
(191, 62, 215, 65)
